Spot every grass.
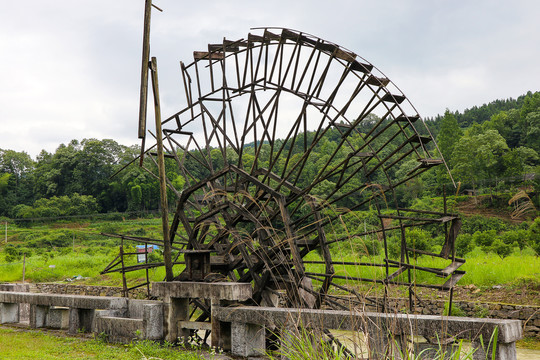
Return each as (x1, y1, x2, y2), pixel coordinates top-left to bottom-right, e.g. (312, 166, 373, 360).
(0, 247, 171, 286)
(264, 326, 500, 360)
(303, 243, 540, 292)
(0, 327, 201, 360)
(1, 215, 539, 291)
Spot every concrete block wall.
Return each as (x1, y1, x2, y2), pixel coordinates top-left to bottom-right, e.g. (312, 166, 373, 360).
(33, 283, 147, 299)
(6, 284, 538, 339)
(376, 297, 540, 339)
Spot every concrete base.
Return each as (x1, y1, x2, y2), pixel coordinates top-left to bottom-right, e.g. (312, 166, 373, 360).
(231, 322, 266, 357)
(473, 340, 517, 360)
(166, 297, 189, 343)
(69, 308, 95, 334)
(0, 302, 19, 324)
(30, 304, 49, 328)
(143, 303, 164, 340)
(95, 316, 144, 343)
(47, 307, 70, 329)
(214, 306, 523, 360)
(152, 282, 253, 345)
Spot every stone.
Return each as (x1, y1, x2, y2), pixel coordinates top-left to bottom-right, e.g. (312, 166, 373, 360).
(30, 305, 48, 328)
(472, 340, 517, 360)
(230, 322, 265, 357)
(0, 302, 19, 324)
(95, 316, 144, 343)
(143, 303, 164, 340)
(68, 308, 95, 334)
(47, 307, 70, 329)
(151, 282, 252, 301)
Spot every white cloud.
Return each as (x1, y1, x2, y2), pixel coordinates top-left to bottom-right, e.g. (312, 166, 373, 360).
(1, 0, 539, 157)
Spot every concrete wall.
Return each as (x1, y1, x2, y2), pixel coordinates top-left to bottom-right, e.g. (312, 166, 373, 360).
(378, 297, 540, 339)
(33, 283, 147, 299)
(22, 284, 540, 338)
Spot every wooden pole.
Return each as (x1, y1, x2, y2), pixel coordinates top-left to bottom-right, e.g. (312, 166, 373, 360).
(4, 221, 7, 244)
(150, 56, 173, 282)
(138, 0, 153, 166)
(120, 237, 128, 297)
(22, 253, 26, 283)
(138, 0, 152, 140)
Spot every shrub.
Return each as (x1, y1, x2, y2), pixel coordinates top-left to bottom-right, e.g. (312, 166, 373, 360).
(442, 302, 466, 317)
(491, 238, 512, 259)
(100, 222, 121, 234)
(131, 227, 147, 236)
(405, 228, 432, 256)
(474, 305, 490, 318)
(3, 245, 21, 263)
(528, 217, 540, 255)
(461, 215, 507, 234)
(500, 229, 529, 250)
(386, 236, 401, 259)
(472, 230, 497, 250)
(455, 233, 475, 257)
(354, 236, 381, 257)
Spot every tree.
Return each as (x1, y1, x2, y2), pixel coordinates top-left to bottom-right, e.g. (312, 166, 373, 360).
(491, 238, 512, 259)
(0, 149, 35, 215)
(502, 147, 539, 178)
(451, 129, 509, 186)
(484, 109, 521, 148)
(436, 110, 462, 161)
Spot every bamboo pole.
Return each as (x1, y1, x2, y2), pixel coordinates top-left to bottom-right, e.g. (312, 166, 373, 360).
(150, 56, 174, 281)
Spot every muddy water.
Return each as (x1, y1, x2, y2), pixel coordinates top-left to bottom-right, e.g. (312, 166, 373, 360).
(330, 331, 540, 359)
(517, 347, 540, 359)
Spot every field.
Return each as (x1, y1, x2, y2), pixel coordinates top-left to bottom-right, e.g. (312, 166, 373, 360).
(0, 327, 201, 360)
(0, 207, 538, 306)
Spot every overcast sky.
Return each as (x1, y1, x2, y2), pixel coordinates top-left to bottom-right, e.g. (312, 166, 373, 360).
(1, 0, 539, 158)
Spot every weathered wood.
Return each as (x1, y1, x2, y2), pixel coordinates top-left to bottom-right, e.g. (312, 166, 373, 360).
(150, 57, 173, 282)
(138, 0, 152, 139)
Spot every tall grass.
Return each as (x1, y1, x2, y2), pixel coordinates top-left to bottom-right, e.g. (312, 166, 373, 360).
(0, 249, 168, 286)
(265, 325, 499, 360)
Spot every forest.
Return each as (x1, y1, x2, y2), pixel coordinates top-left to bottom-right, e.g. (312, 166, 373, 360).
(1, 91, 538, 220)
(0, 91, 539, 290)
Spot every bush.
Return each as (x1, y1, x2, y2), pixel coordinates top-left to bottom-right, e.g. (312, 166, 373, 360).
(443, 302, 466, 317)
(406, 228, 432, 256)
(13, 193, 100, 219)
(472, 230, 497, 250)
(461, 215, 507, 234)
(455, 233, 475, 257)
(384, 236, 398, 259)
(500, 229, 529, 250)
(100, 222, 121, 234)
(528, 217, 540, 255)
(474, 305, 490, 318)
(3, 245, 21, 263)
(491, 238, 512, 259)
(354, 236, 381, 257)
(18, 247, 33, 258)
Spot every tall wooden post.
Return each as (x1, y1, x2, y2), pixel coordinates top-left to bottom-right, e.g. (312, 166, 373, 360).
(4, 221, 7, 244)
(138, 0, 152, 139)
(150, 56, 174, 281)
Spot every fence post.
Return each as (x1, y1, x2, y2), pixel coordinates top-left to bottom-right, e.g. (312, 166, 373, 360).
(22, 254, 26, 283)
